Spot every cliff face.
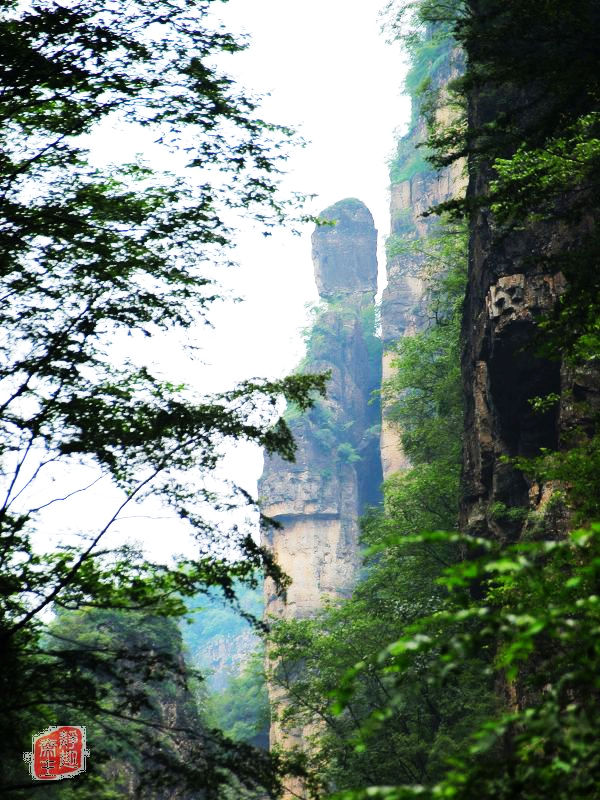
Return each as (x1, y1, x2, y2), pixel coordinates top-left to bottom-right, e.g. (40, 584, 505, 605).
(460, 216, 566, 538)
(259, 199, 382, 763)
(380, 46, 465, 480)
(460, 81, 589, 541)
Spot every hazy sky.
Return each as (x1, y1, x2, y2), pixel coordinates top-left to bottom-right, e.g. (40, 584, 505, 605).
(195, 0, 410, 505)
(204, 0, 409, 384)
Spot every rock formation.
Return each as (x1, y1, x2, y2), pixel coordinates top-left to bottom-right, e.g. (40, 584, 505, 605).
(460, 246, 566, 539)
(380, 45, 465, 481)
(458, 50, 597, 542)
(260, 198, 381, 622)
(259, 36, 469, 798)
(259, 198, 382, 778)
(255, 13, 600, 794)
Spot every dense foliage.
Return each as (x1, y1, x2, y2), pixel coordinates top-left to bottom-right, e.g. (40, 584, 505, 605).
(266, 224, 494, 795)
(262, 3, 600, 799)
(0, 0, 325, 795)
(316, 2, 600, 799)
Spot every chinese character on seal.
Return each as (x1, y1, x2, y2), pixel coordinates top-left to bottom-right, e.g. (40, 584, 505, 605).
(23, 726, 88, 780)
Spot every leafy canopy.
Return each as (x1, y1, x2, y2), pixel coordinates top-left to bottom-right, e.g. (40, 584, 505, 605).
(0, 0, 326, 795)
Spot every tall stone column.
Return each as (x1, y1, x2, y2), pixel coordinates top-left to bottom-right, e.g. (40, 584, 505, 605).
(259, 198, 382, 796)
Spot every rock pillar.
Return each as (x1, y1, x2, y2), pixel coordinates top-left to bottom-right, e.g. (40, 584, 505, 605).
(259, 198, 382, 793)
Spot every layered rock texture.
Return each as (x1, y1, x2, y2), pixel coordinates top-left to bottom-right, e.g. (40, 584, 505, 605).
(259, 199, 382, 772)
(380, 43, 465, 480)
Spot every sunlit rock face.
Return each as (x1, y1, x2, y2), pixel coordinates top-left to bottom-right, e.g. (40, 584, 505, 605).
(312, 198, 378, 299)
(259, 199, 382, 792)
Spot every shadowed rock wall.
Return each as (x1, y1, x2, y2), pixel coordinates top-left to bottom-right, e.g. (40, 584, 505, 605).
(460, 95, 597, 542)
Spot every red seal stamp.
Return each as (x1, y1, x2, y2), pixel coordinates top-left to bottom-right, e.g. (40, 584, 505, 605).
(24, 725, 89, 780)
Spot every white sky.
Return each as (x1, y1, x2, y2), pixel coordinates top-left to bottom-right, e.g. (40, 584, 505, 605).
(204, 0, 409, 380)
(191, 0, 410, 516)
